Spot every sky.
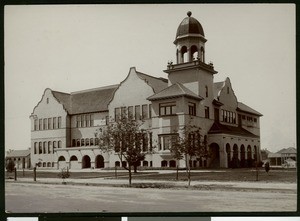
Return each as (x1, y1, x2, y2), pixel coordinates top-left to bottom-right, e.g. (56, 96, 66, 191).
(4, 4, 296, 152)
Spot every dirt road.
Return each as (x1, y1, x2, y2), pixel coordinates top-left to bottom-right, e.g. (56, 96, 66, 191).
(5, 182, 296, 213)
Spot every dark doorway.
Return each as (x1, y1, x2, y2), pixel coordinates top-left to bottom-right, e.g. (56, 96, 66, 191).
(95, 155, 105, 168)
(82, 155, 91, 169)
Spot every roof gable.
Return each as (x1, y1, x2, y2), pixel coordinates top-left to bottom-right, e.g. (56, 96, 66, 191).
(6, 149, 30, 158)
(237, 102, 263, 116)
(208, 122, 259, 138)
(136, 71, 168, 93)
(148, 82, 203, 101)
(70, 85, 118, 114)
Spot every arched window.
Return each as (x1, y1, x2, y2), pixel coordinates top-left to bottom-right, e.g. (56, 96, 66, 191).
(181, 46, 188, 63)
(72, 139, 76, 147)
(200, 47, 205, 62)
(95, 138, 99, 146)
(53, 141, 57, 149)
(76, 139, 80, 147)
(43, 162, 46, 167)
(81, 139, 85, 146)
(90, 138, 94, 146)
(47, 162, 51, 167)
(161, 160, 168, 167)
(143, 161, 149, 167)
(58, 156, 66, 161)
(122, 161, 127, 168)
(43, 141, 47, 154)
(39, 142, 42, 154)
(205, 85, 208, 97)
(85, 138, 90, 146)
(169, 160, 176, 168)
(115, 161, 120, 167)
(58, 140, 62, 148)
(191, 45, 198, 61)
(34, 142, 37, 154)
(70, 155, 78, 161)
(48, 141, 52, 153)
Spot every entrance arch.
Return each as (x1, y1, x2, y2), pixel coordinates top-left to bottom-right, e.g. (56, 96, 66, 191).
(209, 143, 220, 168)
(82, 155, 91, 169)
(95, 155, 105, 168)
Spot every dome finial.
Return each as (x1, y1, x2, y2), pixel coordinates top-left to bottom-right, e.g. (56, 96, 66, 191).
(187, 11, 192, 17)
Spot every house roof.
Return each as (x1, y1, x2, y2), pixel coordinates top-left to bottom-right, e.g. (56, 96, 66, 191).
(268, 153, 281, 158)
(70, 85, 118, 114)
(277, 147, 297, 154)
(52, 85, 118, 115)
(6, 149, 30, 158)
(147, 82, 203, 101)
(208, 122, 259, 138)
(237, 102, 263, 116)
(136, 71, 168, 93)
(213, 81, 225, 100)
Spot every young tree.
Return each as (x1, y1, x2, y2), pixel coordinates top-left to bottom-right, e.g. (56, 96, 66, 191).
(170, 123, 209, 186)
(6, 158, 15, 173)
(97, 113, 151, 186)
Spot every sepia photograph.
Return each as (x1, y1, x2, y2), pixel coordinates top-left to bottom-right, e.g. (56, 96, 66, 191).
(4, 4, 296, 213)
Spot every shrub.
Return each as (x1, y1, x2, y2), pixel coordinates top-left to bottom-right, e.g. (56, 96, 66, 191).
(6, 159, 15, 173)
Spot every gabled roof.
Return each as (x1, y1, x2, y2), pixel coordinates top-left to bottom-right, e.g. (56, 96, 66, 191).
(213, 81, 225, 100)
(136, 71, 168, 93)
(277, 147, 296, 154)
(70, 85, 118, 114)
(51, 85, 118, 115)
(52, 91, 72, 113)
(237, 102, 263, 116)
(148, 82, 203, 101)
(208, 122, 259, 138)
(6, 149, 31, 158)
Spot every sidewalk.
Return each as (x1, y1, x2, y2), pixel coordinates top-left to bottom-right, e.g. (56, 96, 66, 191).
(5, 175, 297, 191)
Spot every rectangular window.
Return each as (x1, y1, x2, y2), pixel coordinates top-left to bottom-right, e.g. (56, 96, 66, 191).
(135, 105, 140, 120)
(48, 118, 52, 129)
(90, 114, 94, 126)
(81, 115, 85, 127)
(221, 109, 224, 121)
(34, 119, 38, 131)
(188, 102, 196, 116)
(149, 104, 152, 118)
(205, 106, 210, 119)
(86, 114, 90, 127)
(43, 119, 47, 130)
(53, 117, 56, 129)
(142, 104, 148, 119)
(76, 115, 81, 127)
(159, 103, 176, 116)
(242, 115, 246, 120)
(115, 107, 121, 121)
(128, 106, 133, 118)
(121, 107, 126, 119)
(149, 132, 153, 151)
(159, 134, 177, 151)
(105, 116, 108, 125)
(254, 118, 257, 123)
(58, 117, 61, 128)
(233, 113, 236, 124)
(142, 133, 148, 152)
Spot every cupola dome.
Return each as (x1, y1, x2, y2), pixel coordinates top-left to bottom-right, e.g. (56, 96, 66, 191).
(175, 11, 205, 41)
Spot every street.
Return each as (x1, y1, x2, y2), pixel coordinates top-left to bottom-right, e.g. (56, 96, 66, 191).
(5, 182, 296, 213)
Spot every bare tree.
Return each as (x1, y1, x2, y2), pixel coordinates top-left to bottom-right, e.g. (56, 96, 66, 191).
(97, 113, 151, 186)
(170, 123, 208, 186)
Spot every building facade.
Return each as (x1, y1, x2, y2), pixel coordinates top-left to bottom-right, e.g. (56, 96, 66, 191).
(30, 12, 262, 170)
(6, 149, 31, 169)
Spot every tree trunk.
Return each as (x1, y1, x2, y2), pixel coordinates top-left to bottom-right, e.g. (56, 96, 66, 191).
(188, 167, 191, 186)
(33, 167, 36, 181)
(128, 164, 132, 187)
(14, 168, 17, 181)
(133, 164, 138, 173)
(176, 165, 179, 181)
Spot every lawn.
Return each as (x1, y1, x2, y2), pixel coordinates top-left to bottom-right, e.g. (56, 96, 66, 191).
(6, 168, 296, 183)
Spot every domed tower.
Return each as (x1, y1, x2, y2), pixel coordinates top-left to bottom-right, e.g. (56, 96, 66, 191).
(164, 11, 217, 101)
(174, 11, 207, 63)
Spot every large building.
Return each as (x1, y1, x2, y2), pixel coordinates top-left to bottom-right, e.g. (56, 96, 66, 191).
(30, 12, 262, 170)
